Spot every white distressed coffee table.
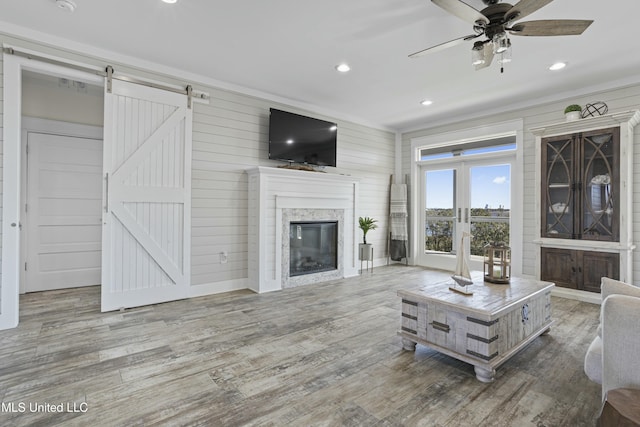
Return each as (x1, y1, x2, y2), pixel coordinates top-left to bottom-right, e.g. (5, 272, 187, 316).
(397, 272, 554, 382)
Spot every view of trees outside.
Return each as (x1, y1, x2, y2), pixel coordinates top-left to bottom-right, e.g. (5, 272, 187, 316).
(425, 163, 511, 256)
(425, 208, 510, 256)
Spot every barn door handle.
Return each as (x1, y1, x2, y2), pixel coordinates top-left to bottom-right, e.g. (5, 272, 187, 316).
(465, 208, 469, 223)
(458, 208, 462, 223)
(104, 173, 109, 213)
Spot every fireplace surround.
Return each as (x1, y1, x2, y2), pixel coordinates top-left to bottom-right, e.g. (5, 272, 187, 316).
(282, 211, 343, 288)
(247, 167, 360, 293)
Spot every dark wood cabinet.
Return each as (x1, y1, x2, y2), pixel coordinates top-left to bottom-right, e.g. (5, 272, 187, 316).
(540, 126, 621, 293)
(534, 111, 639, 294)
(540, 247, 619, 293)
(541, 127, 619, 241)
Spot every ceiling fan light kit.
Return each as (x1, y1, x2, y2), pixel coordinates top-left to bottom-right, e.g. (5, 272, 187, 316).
(410, 0, 593, 73)
(472, 42, 486, 65)
(493, 33, 510, 54)
(498, 47, 512, 64)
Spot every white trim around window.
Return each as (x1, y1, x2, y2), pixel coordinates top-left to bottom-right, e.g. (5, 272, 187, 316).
(409, 119, 524, 276)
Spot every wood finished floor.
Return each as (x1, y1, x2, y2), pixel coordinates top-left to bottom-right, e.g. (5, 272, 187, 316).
(0, 265, 601, 426)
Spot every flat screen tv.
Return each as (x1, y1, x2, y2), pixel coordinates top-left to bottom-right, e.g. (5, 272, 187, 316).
(269, 108, 337, 167)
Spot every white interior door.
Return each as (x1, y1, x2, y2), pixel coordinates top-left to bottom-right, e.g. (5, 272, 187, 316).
(25, 132, 103, 292)
(101, 79, 192, 312)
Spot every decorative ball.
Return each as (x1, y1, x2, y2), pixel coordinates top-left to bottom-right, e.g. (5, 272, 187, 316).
(582, 102, 608, 118)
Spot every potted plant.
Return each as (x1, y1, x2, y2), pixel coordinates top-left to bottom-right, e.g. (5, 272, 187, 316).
(358, 216, 378, 261)
(564, 104, 582, 122)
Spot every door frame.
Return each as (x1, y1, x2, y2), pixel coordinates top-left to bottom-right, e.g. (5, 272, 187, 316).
(1, 51, 104, 330)
(20, 117, 104, 294)
(409, 119, 524, 276)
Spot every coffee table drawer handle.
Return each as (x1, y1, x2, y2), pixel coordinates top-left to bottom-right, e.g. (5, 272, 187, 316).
(522, 303, 529, 324)
(430, 321, 450, 333)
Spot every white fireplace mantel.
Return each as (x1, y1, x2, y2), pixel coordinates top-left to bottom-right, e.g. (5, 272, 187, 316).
(247, 167, 361, 293)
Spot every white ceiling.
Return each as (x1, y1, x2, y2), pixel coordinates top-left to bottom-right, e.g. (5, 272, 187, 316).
(2, 0, 639, 131)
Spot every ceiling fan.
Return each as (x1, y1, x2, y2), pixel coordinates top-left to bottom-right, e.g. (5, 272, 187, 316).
(409, 0, 593, 71)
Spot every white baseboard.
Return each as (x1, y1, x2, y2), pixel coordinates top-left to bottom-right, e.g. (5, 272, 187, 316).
(516, 273, 601, 305)
(551, 287, 601, 305)
(188, 278, 248, 298)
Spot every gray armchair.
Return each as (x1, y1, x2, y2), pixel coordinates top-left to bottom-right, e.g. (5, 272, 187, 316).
(584, 277, 640, 400)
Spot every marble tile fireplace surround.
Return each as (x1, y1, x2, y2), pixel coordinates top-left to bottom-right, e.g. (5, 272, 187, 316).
(247, 167, 360, 293)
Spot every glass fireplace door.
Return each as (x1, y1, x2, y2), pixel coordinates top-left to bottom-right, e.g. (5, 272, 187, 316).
(289, 221, 338, 276)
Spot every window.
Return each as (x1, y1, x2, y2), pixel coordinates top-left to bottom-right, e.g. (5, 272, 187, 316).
(419, 135, 515, 161)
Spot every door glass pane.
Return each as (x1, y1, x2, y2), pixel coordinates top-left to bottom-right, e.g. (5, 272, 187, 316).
(425, 169, 456, 253)
(469, 164, 510, 256)
(582, 131, 615, 239)
(545, 137, 574, 237)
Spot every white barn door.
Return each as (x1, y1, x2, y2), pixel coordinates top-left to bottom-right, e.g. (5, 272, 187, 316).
(101, 79, 192, 312)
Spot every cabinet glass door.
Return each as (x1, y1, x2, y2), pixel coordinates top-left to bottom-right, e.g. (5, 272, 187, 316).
(581, 128, 618, 240)
(543, 135, 574, 238)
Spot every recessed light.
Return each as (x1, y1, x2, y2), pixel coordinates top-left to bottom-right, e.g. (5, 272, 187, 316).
(162, 0, 177, 3)
(549, 62, 567, 71)
(335, 63, 351, 73)
(420, 100, 433, 106)
(55, 0, 76, 12)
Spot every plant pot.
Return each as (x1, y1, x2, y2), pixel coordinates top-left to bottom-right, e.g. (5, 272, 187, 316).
(358, 243, 373, 261)
(565, 111, 581, 122)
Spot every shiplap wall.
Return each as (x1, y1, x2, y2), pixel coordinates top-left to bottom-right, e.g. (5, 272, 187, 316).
(191, 89, 394, 287)
(402, 83, 640, 282)
(0, 35, 395, 304)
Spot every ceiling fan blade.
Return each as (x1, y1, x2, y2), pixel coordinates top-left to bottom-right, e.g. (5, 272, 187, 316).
(409, 34, 479, 58)
(509, 20, 594, 36)
(431, 0, 489, 25)
(475, 43, 494, 70)
(505, 0, 553, 22)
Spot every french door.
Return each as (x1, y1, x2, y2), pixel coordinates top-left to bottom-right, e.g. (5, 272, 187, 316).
(419, 156, 512, 271)
(101, 79, 192, 312)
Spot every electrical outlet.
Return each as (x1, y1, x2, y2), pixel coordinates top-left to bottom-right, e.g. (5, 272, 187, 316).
(220, 251, 228, 264)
